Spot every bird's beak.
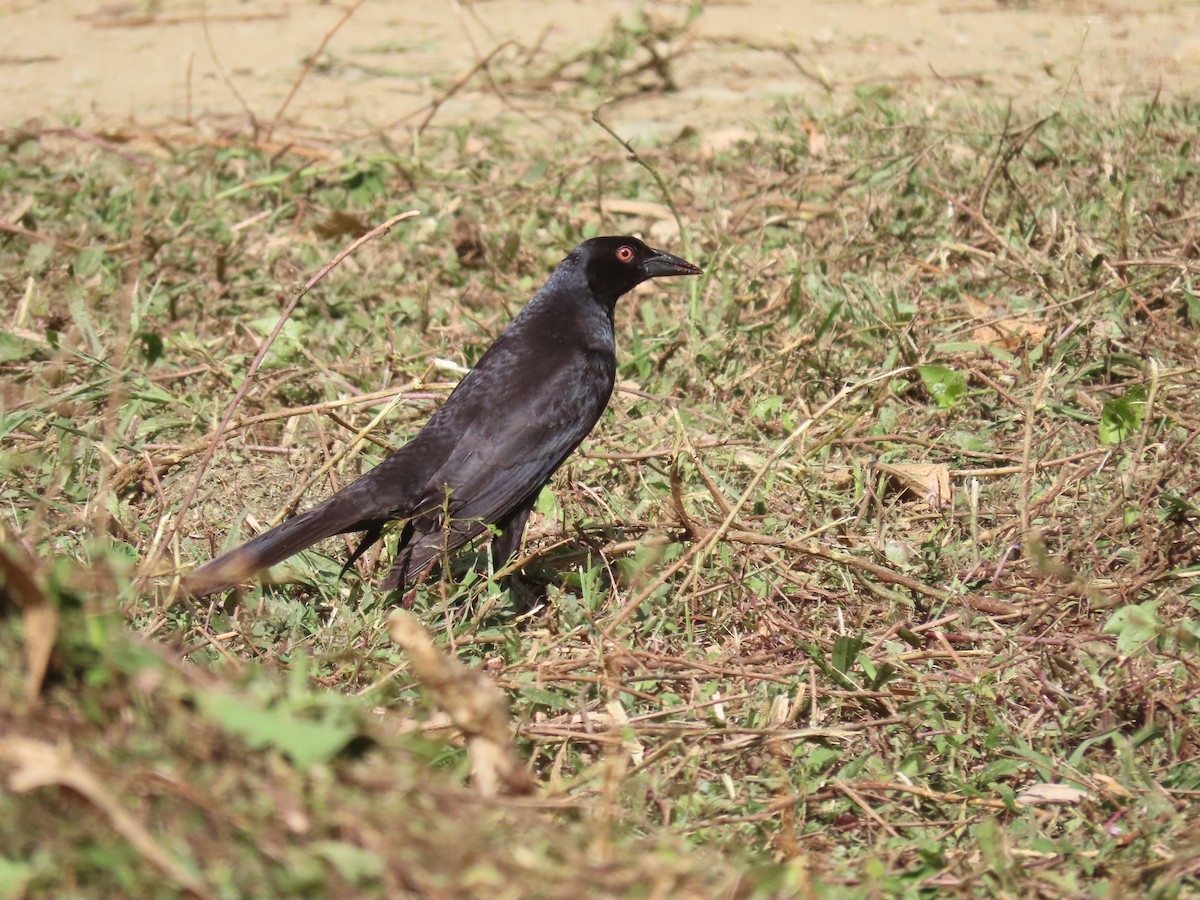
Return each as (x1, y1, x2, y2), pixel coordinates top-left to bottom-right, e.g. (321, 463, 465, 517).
(642, 247, 703, 278)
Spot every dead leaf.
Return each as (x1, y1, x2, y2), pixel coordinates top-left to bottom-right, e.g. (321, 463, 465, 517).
(1016, 782, 1090, 806)
(963, 294, 1049, 348)
(802, 119, 827, 157)
(312, 209, 369, 241)
(875, 462, 953, 510)
(972, 318, 1049, 349)
(700, 126, 756, 156)
(605, 699, 644, 766)
(452, 217, 486, 269)
(962, 594, 1020, 615)
(1092, 773, 1133, 801)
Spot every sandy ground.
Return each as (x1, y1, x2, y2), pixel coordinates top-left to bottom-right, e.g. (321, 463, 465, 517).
(2, 1, 1199, 139)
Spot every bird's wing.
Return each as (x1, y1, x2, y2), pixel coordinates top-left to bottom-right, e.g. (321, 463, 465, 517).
(423, 346, 615, 527)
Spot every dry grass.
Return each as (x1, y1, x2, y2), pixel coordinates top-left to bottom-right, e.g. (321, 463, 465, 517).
(2, 77, 1200, 898)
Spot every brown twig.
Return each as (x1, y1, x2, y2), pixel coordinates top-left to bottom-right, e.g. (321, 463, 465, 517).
(591, 104, 687, 244)
(110, 384, 446, 495)
(264, 0, 367, 142)
(159, 209, 420, 579)
(608, 366, 913, 629)
(199, 0, 259, 132)
(88, 12, 283, 28)
(581, 437, 750, 462)
(1019, 367, 1057, 538)
(720, 528, 952, 605)
(922, 180, 1054, 303)
(446, 0, 533, 128)
(402, 41, 516, 137)
(44, 126, 155, 169)
(0, 220, 86, 249)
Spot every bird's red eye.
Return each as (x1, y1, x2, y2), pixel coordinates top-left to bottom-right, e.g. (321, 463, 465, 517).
(616, 245, 635, 262)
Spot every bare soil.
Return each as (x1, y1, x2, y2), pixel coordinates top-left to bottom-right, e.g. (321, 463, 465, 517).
(3, 0, 1198, 138)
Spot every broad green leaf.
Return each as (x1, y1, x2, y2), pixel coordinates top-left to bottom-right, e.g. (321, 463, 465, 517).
(831, 634, 864, 674)
(0, 857, 33, 898)
(1103, 601, 1161, 654)
(73, 245, 107, 278)
(313, 841, 385, 885)
(248, 316, 304, 366)
(0, 332, 43, 363)
(916, 365, 967, 410)
(1099, 386, 1146, 445)
(1183, 290, 1200, 327)
(196, 691, 356, 768)
(535, 486, 558, 517)
(519, 686, 571, 710)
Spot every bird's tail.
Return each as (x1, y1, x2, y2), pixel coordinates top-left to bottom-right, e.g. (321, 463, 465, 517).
(182, 495, 377, 597)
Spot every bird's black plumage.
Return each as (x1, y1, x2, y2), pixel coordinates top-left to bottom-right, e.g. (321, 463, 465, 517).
(183, 236, 702, 597)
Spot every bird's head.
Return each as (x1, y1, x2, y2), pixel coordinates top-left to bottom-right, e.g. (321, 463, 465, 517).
(574, 236, 702, 307)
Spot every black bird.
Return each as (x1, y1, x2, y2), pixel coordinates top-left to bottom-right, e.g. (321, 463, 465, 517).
(184, 236, 702, 597)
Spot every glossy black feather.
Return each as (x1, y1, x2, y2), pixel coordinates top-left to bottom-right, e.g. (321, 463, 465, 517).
(183, 236, 701, 597)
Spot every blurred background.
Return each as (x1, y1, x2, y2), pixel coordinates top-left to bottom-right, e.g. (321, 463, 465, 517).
(3, 0, 1198, 134)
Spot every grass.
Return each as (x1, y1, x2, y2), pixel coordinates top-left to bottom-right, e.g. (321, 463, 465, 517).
(2, 87, 1200, 898)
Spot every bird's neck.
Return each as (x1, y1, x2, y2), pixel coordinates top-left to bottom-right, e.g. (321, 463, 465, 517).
(517, 282, 615, 352)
